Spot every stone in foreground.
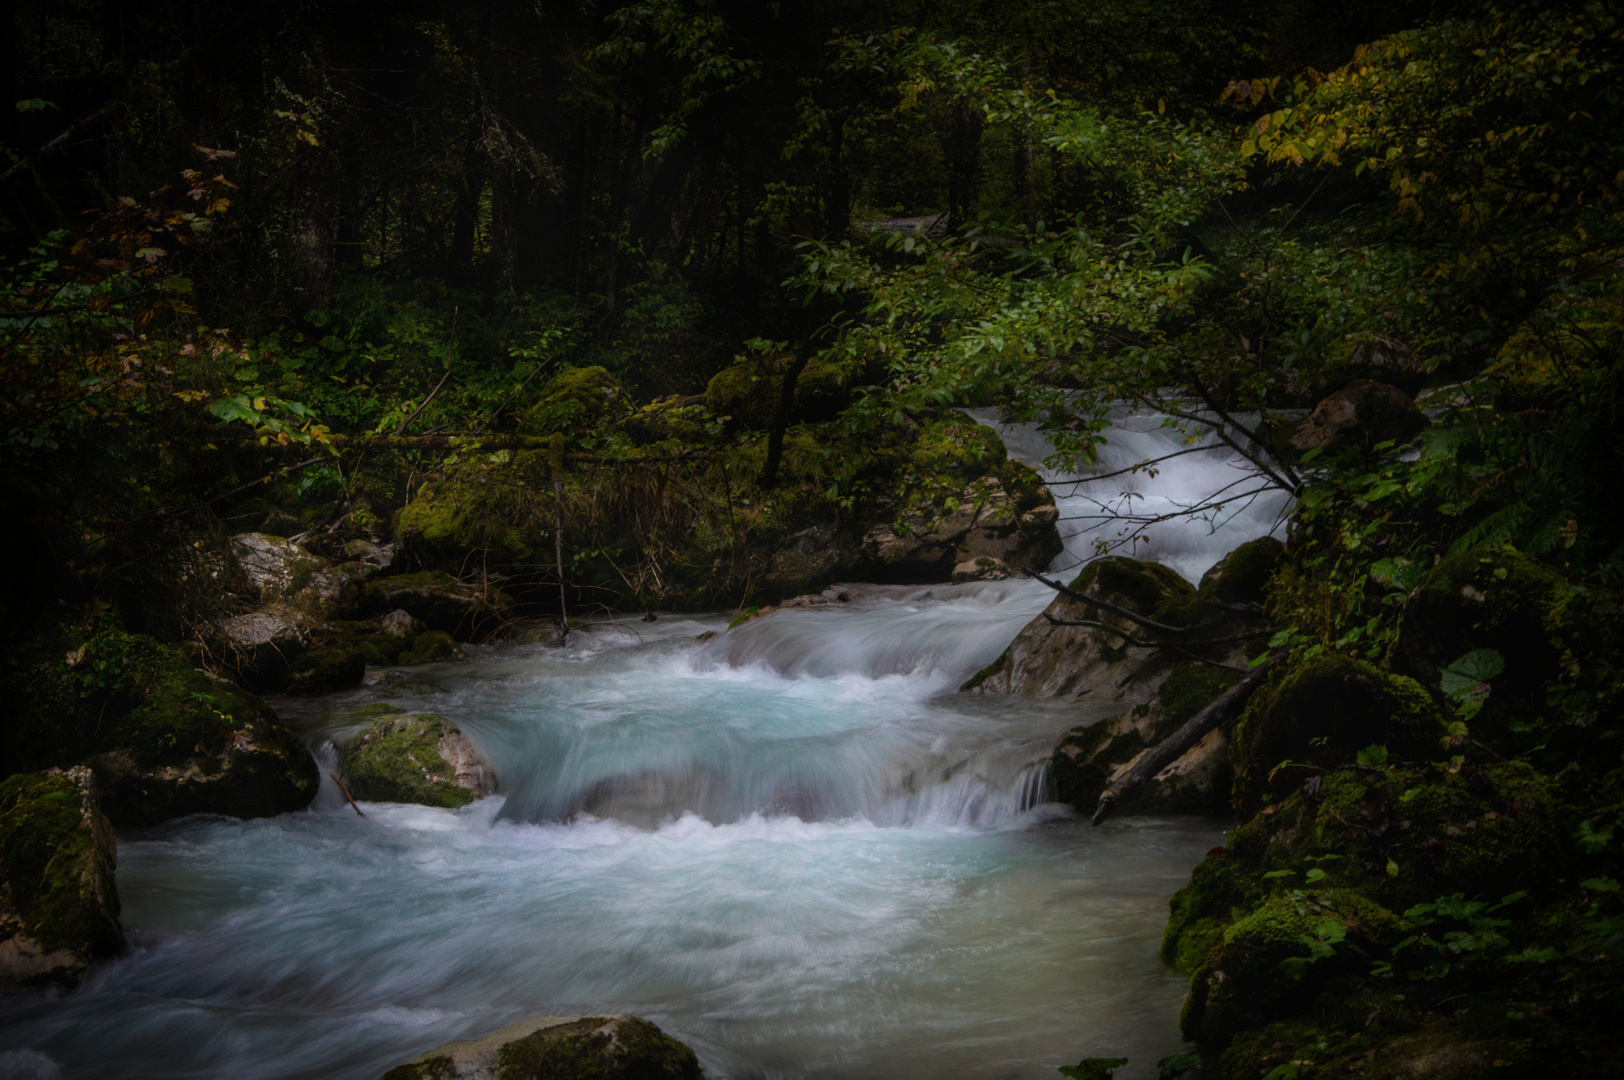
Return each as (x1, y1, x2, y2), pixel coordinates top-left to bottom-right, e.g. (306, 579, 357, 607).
(378, 1014, 700, 1080)
(0, 767, 122, 986)
(343, 713, 496, 808)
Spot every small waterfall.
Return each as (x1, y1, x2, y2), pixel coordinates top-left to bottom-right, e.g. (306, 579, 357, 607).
(967, 407, 1292, 582)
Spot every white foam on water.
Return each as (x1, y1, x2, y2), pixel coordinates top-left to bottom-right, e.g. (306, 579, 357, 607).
(0, 414, 1274, 1079)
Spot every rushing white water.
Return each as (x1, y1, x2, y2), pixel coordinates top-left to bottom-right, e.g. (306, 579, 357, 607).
(967, 407, 1292, 584)
(0, 415, 1283, 1080)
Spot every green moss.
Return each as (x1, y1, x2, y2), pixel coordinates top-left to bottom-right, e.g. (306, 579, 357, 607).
(703, 354, 854, 431)
(521, 365, 627, 435)
(3, 622, 270, 772)
(399, 630, 465, 666)
(959, 648, 1010, 691)
(1197, 537, 1285, 606)
(343, 713, 476, 808)
(1161, 849, 1266, 973)
(1183, 890, 1404, 1044)
(495, 1016, 700, 1080)
(1159, 661, 1243, 728)
(1310, 762, 1558, 908)
(1232, 653, 1443, 810)
(364, 572, 514, 637)
(286, 642, 368, 695)
(0, 772, 119, 959)
(1068, 556, 1194, 613)
(396, 463, 538, 567)
(377, 1056, 457, 1080)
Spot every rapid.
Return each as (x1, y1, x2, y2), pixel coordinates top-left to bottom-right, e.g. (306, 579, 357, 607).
(0, 412, 1288, 1080)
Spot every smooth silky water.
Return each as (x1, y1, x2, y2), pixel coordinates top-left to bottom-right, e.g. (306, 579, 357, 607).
(0, 415, 1284, 1080)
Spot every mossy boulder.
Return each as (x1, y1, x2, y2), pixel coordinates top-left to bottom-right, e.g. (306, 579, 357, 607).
(343, 713, 494, 807)
(970, 556, 1195, 697)
(2, 623, 319, 827)
(285, 640, 370, 695)
(377, 1014, 700, 1080)
(363, 572, 515, 639)
(1288, 379, 1428, 454)
(1231, 654, 1443, 811)
(1195, 536, 1285, 607)
(704, 353, 853, 430)
(0, 767, 122, 986)
(1395, 547, 1568, 714)
(520, 365, 629, 435)
(1308, 761, 1558, 909)
(1181, 890, 1405, 1044)
(398, 630, 465, 666)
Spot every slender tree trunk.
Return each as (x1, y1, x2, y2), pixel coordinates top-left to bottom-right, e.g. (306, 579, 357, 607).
(947, 101, 983, 233)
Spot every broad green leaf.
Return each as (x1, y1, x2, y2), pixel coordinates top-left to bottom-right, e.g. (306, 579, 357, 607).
(1440, 649, 1505, 703)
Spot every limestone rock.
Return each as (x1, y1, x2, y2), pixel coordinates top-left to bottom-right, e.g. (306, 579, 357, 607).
(363, 571, 515, 639)
(1048, 660, 1243, 816)
(777, 584, 867, 609)
(377, 1014, 699, 1080)
(230, 532, 362, 619)
(373, 608, 423, 637)
(343, 713, 495, 807)
(859, 477, 1060, 581)
(0, 767, 122, 987)
(963, 556, 1196, 702)
(219, 608, 310, 684)
(1289, 379, 1427, 453)
(344, 537, 398, 574)
(952, 556, 1012, 583)
(968, 540, 1282, 701)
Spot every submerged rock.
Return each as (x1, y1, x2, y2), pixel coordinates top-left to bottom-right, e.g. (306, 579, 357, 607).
(343, 713, 495, 807)
(3, 625, 319, 827)
(377, 1014, 699, 1080)
(0, 767, 122, 987)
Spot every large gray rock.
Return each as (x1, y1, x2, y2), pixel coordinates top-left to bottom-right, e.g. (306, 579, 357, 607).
(963, 556, 1196, 703)
(1289, 379, 1427, 454)
(218, 608, 310, 683)
(377, 1014, 700, 1080)
(343, 711, 496, 808)
(231, 532, 362, 619)
(968, 541, 1282, 703)
(0, 767, 122, 986)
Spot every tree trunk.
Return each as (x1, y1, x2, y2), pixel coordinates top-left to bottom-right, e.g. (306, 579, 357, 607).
(947, 101, 983, 232)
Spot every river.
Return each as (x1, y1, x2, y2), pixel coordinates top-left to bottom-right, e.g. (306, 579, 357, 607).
(0, 413, 1287, 1080)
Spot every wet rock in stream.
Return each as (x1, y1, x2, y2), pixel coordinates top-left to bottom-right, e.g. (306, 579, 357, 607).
(377, 1014, 700, 1080)
(343, 708, 496, 807)
(0, 767, 122, 987)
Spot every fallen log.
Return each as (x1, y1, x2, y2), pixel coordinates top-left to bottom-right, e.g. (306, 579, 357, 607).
(1090, 654, 1278, 826)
